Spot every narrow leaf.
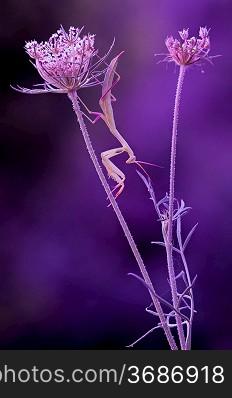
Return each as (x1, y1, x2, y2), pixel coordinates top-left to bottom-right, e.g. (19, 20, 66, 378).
(183, 223, 198, 251)
(128, 272, 189, 321)
(151, 241, 181, 254)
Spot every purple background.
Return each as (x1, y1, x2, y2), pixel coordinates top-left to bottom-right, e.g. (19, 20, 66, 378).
(0, 0, 231, 349)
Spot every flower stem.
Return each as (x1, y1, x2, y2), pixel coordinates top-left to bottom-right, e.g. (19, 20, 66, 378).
(166, 65, 186, 350)
(68, 90, 178, 350)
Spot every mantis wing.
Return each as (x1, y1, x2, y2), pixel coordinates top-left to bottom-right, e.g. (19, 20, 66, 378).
(99, 52, 124, 133)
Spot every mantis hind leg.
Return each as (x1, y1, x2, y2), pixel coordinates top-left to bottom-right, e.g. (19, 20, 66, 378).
(101, 147, 126, 199)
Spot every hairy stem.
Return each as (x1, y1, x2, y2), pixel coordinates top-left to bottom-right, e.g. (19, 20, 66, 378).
(176, 217, 195, 350)
(68, 90, 178, 350)
(166, 65, 186, 349)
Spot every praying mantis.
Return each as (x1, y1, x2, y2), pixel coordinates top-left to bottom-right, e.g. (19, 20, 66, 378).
(78, 52, 158, 199)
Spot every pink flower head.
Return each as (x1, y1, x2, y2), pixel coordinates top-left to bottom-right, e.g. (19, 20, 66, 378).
(165, 27, 210, 66)
(14, 26, 113, 94)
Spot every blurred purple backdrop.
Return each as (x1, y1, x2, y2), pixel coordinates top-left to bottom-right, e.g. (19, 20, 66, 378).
(0, 0, 231, 349)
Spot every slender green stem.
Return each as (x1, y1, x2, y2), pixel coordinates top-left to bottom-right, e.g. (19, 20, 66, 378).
(68, 90, 178, 350)
(166, 65, 186, 349)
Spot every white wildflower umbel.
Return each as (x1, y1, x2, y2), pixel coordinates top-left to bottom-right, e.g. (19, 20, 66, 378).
(13, 26, 112, 94)
(165, 27, 210, 66)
